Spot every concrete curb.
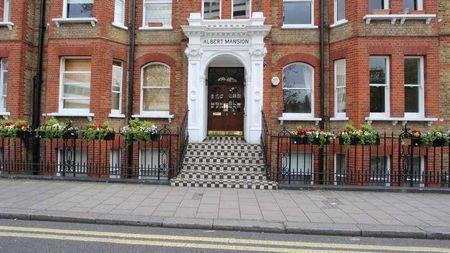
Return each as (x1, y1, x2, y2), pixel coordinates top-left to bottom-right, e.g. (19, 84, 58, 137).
(1, 210, 449, 240)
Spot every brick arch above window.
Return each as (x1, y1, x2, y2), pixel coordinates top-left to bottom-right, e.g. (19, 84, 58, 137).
(135, 53, 176, 70)
(277, 53, 319, 69)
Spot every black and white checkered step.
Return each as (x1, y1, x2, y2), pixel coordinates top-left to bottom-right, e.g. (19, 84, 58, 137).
(178, 171, 267, 180)
(170, 178, 278, 190)
(188, 143, 261, 152)
(182, 164, 264, 172)
(184, 156, 263, 165)
(186, 150, 262, 158)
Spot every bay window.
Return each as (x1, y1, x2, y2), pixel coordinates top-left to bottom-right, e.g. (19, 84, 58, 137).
(404, 56, 424, 117)
(111, 61, 123, 115)
(232, 0, 250, 19)
(0, 59, 7, 112)
(283, 0, 314, 27)
(114, 0, 125, 26)
(141, 63, 170, 114)
(64, 0, 94, 18)
(368, 0, 389, 10)
(143, 0, 172, 28)
(2, 0, 10, 22)
(283, 63, 314, 117)
(334, 59, 346, 118)
(334, 0, 346, 24)
(60, 58, 91, 112)
(369, 56, 389, 117)
(404, 0, 423, 12)
(203, 0, 221, 19)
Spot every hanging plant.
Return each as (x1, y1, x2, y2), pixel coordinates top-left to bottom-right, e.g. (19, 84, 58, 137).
(79, 121, 115, 140)
(291, 126, 335, 148)
(37, 118, 78, 139)
(121, 119, 159, 144)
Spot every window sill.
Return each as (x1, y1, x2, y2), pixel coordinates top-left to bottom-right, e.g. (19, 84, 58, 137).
(363, 14, 436, 25)
(281, 24, 318, 30)
(278, 116, 322, 125)
(112, 23, 128, 30)
(365, 117, 439, 126)
(45, 112, 94, 121)
(330, 20, 348, 28)
(0, 111, 11, 119)
(330, 117, 349, 121)
(138, 26, 173, 31)
(0, 22, 14, 30)
(52, 17, 98, 27)
(108, 113, 126, 118)
(132, 113, 174, 122)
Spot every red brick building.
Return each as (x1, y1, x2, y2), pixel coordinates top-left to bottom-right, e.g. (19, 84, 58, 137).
(0, 0, 449, 186)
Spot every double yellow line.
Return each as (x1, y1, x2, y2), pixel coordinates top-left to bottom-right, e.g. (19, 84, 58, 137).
(0, 226, 447, 253)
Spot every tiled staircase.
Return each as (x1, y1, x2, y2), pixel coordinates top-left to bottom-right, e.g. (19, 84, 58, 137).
(170, 136, 278, 189)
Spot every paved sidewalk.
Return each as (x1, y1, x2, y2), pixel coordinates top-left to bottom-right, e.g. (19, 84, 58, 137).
(1, 179, 450, 239)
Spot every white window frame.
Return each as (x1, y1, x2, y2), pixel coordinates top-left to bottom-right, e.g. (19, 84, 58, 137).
(57, 148, 88, 176)
(232, 0, 251, 19)
(140, 62, 170, 117)
(334, 153, 346, 185)
(202, 0, 222, 19)
(113, 0, 126, 27)
(370, 155, 391, 187)
(142, 0, 172, 29)
(59, 57, 92, 114)
(368, 0, 389, 10)
(282, 0, 315, 28)
(111, 60, 123, 115)
(0, 59, 7, 113)
(405, 155, 425, 187)
(334, 59, 346, 118)
(3, 0, 10, 22)
(404, 0, 423, 11)
(139, 148, 167, 179)
(404, 56, 424, 119)
(282, 152, 314, 185)
(369, 56, 390, 119)
(333, 0, 347, 25)
(62, 0, 94, 19)
(282, 63, 315, 119)
(110, 149, 121, 179)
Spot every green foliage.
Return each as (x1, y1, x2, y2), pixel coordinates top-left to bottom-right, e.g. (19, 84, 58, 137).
(78, 121, 114, 140)
(121, 119, 158, 144)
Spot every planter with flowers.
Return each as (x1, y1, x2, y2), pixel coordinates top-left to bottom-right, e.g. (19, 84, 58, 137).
(338, 124, 380, 146)
(37, 118, 78, 139)
(291, 127, 335, 147)
(121, 119, 159, 144)
(79, 121, 115, 140)
(0, 120, 32, 139)
(411, 129, 448, 147)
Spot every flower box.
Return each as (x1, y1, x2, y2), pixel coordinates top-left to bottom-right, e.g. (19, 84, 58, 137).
(433, 139, 446, 147)
(411, 138, 421, 147)
(103, 132, 116, 140)
(292, 136, 307, 145)
(150, 133, 160, 141)
(16, 130, 31, 139)
(62, 129, 78, 139)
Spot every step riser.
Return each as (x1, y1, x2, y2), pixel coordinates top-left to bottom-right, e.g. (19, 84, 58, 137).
(184, 158, 263, 165)
(186, 151, 262, 157)
(179, 174, 267, 180)
(171, 181, 277, 190)
(188, 145, 261, 151)
(183, 166, 264, 172)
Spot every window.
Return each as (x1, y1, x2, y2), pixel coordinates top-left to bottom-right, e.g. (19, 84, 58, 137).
(64, 0, 94, 18)
(283, 0, 314, 26)
(369, 56, 389, 117)
(334, 154, 346, 185)
(282, 152, 314, 184)
(334, 0, 345, 23)
(143, 0, 172, 28)
(111, 61, 123, 114)
(334, 59, 346, 118)
(283, 63, 314, 117)
(60, 58, 91, 112)
(370, 155, 390, 186)
(232, 0, 250, 19)
(405, 156, 425, 187)
(368, 0, 389, 10)
(203, 0, 221, 19)
(0, 59, 7, 112)
(114, 0, 125, 26)
(2, 0, 10, 22)
(58, 149, 88, 176)
(139, 149, 167, 178)
(141, 63, 170, 113)
(110, 149, 121, 178)
(404, 0, 422, 12)
(404, 57, 424, 117)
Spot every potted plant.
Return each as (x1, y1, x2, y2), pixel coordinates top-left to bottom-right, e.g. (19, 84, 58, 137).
(291, 126, 335, 147)
(338, 124, 380, 146)
(121, 119, 158, 144)
(79, 121, 115, 140)
(0, 119, 32, 139)
(37, 118, 78, 139)
(431, 128, 448, 147)
(338, 124, 357, 146)
(14, 120, 32, 139)
(411, 130, 422, 147)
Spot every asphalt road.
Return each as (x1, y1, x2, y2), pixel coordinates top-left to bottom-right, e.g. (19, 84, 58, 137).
(0, 219, 449, 253)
